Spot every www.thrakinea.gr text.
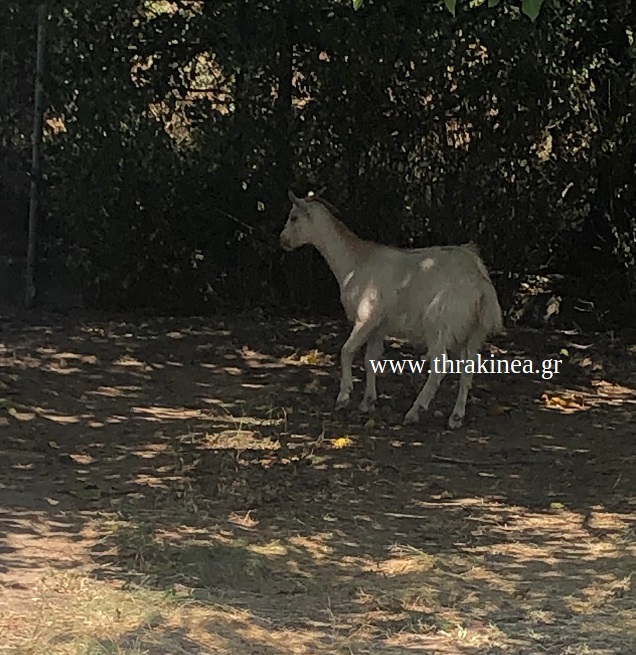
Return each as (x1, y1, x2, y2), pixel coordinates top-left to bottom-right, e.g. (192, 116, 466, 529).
(368, 354, 562, 380)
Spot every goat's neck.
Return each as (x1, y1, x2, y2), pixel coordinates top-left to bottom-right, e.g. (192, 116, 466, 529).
(313, 216, 364, 289)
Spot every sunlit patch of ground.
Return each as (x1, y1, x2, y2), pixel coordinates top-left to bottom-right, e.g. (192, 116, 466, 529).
(0, 314, 634, 654)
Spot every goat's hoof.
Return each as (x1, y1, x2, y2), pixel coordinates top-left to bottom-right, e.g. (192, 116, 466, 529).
(448, 413, 464, 429)
(359, 398, 376, 413)
(403, 407, 421, 425)
(335, 395, 350, 411)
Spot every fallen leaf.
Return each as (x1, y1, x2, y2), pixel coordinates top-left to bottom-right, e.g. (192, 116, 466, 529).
(488, 403, 512, 416)
(541, 393, 584, 410)
(332, 436, 353, 449)
(299, 349, 324, 365)
(304, 378, 323, 393)
(70, 452, 94, 465)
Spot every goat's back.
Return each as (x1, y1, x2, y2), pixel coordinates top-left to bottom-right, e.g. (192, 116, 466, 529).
(344, 243, 502, 349)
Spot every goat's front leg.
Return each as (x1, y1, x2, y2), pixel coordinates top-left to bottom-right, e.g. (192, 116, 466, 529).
(336, 320, 379, 410)
(359, 330, 384, 413)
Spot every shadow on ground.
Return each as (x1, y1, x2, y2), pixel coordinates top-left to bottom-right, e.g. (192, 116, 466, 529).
(0, 312, 634, 654)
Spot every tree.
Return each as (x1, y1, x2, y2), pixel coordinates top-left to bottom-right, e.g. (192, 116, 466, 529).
(353, 0, 549, 22)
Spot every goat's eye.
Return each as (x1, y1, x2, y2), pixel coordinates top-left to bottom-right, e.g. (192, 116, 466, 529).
(290, 215, 298, 223)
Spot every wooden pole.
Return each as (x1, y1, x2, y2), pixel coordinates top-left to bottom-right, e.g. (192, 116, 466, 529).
(25, 2, 48, 308)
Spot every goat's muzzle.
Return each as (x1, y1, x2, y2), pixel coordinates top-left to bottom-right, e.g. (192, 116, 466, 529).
(280, 235, 293, 252)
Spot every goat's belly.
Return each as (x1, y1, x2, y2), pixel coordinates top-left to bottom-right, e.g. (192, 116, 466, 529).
(384, 312, 427, 345)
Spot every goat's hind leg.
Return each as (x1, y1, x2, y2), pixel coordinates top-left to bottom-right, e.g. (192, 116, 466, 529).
(448, 340, 480, 429)
(359, 330, 384, 413)
(404, 341, 447, 425)
(336, 319, 380, 411)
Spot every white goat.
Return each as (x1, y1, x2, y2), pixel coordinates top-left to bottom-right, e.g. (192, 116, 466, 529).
(280, 190, 503, 429)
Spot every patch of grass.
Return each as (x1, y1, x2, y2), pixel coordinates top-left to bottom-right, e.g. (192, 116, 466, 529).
(1, 568, 184, 654)
(91, 507, 315, 597)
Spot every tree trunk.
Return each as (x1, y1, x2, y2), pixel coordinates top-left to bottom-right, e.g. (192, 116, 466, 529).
(25, 2, 48, 308)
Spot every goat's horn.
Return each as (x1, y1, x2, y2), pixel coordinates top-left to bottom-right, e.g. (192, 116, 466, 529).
(288, 190, 301, 205)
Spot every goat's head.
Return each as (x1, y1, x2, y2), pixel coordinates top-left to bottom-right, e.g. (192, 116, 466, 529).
(280, 189, 325, 252)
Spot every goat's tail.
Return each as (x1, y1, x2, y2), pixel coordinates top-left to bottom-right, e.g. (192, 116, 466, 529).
(480, 284, 504, 336)
(463, 241, 482, 258)
(463, 242, 505, 336)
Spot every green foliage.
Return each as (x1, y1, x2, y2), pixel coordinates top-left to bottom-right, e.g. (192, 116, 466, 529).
(521, 0, 545, 21)
(1, 0, 634, 318)
(354, 0, 548, 20)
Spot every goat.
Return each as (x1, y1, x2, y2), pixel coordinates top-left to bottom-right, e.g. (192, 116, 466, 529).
(280, 190, 503, 429)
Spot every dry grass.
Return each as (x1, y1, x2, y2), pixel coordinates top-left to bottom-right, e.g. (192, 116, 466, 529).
(3, 496, 633, 655)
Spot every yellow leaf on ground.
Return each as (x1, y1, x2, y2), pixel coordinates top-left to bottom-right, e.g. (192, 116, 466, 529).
(541, 393, 584, 410)
(299, 349, 324, 365)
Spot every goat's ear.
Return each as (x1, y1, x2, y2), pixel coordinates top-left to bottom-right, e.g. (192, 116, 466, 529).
(289, 189, 310, 213)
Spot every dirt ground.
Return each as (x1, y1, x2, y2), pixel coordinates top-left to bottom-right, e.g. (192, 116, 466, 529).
(0, 311, 634, 655)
